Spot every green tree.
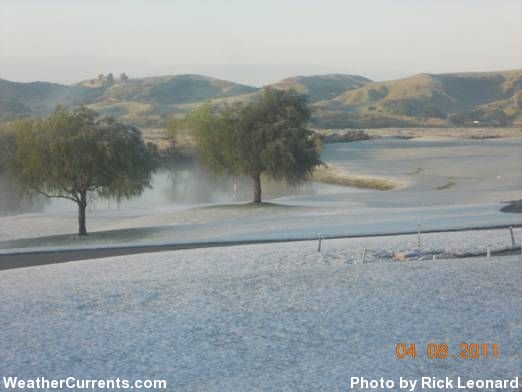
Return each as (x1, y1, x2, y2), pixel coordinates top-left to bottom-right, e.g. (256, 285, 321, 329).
(9, 107, 158, 235)
(106, 73, 115, 84)
(186, 88, 322, 203)
(0, 124, 17, 173)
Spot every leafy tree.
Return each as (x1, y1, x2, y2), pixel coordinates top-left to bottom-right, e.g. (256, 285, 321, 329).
(119, 73, 129, 82)
(481, 109, 510, 126)
(106, 73, 115, 85)
(0, 124, 17, 173)
(422, 107, 447, 119)
(449, 108, 510, 127)
(186, 88, 322, 203)
(8, 107, 158, 235)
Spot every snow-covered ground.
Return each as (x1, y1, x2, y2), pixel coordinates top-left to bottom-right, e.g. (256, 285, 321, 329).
(1, 203, 521, 251)
(0, 236, 520, 391)
(1, 224, 520, 263)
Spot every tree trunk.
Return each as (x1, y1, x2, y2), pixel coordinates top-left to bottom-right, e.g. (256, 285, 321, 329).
(252, 172, 262, 203)
(78, 191, 87, 236)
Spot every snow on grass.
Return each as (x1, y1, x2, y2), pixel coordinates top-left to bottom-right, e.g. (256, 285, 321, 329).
(1, 225, 520, 266)
(1, 203, 521, 252)
(0, 237, 521, 391)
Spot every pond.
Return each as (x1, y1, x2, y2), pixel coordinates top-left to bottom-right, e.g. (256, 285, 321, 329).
(1, 137, 521, 216)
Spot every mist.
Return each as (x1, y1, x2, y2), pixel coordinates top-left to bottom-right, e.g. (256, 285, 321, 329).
(0, 161, 322, 217)
(0, 175, 48, 216)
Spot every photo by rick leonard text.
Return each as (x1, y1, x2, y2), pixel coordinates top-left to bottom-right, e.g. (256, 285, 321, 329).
(350, 376, 519, 391)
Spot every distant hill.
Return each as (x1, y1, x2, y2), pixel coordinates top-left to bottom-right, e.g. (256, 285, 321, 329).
(313, 70, 522, 128)
(271, 74, 371, 103)
(83, 74, 258, 126)
(0, 74, 258, 126)
(1, 69, 521, 128)
(0, 79, 75, 122)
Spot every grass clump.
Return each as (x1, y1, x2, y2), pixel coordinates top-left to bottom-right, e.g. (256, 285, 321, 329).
(436, 177, 457, 190)
(311, 165, 398, 191)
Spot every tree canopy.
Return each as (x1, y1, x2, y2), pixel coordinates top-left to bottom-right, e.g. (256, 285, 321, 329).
(184, 88, 322, 203)
(9, 107, 158, 235)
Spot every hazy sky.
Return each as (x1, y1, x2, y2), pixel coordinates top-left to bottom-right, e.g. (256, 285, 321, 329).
(1, 0, 521, 86)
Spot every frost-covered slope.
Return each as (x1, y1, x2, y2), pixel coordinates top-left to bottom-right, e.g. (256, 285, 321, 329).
(0, 238, 520, 391)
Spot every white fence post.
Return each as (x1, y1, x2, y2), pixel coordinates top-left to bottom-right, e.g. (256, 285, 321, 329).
(509, 226, 516, 247)
(486, 246, 491, 258)
(361, 248, 367, 264)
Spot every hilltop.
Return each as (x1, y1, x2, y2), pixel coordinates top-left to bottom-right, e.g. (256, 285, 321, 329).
(0, 69, 521, 128)
(271, 74, 370, 103)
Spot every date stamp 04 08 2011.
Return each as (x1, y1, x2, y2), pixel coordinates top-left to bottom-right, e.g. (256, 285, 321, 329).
(395, 343, 499, 360)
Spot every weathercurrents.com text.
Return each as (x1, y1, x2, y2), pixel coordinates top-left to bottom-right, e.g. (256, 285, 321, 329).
(1, 376, 167, 390)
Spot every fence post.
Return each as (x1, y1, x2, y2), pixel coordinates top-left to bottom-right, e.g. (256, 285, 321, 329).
(317, 234, 322, 252)
(361, 248, 367, 264)
(417, 224, 422, 248)
(486, 246, 491, 258)
(509, 226, 516, 247)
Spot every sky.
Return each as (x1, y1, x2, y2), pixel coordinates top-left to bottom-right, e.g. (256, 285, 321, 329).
(0, 0, 521, 86)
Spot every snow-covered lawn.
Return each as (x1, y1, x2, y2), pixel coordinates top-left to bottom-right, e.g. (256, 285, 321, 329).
(1, 203, 521, 251)
(1, 238, 520, 391)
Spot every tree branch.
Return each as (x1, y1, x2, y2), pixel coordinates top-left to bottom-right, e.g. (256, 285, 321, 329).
(30, 186, 79, 203)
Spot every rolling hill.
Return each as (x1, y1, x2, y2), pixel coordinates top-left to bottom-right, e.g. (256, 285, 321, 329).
(270, 74, 371, 103)
(0, 79, 78, 122)
(0, 74, 258, 126)
(82, 74, 258, 126)
(313, 70, 522, 127)
(0, 69, 520, 128)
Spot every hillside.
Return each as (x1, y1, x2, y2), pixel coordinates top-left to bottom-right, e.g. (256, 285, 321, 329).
(85, 74, 258, 126)
(313, 70, 522, 128)
(0, 79, 78, 122)
(0, 69, 521, 128)
(0, 74, 258, 126)
(271, 74, 371, 102)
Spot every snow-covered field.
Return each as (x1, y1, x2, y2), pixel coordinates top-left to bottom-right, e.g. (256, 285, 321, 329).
(1, 236, 521, 391)
(1, 203, 522, 252)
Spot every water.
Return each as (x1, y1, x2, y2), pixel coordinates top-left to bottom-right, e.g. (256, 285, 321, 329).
(1, 138, 521, 216)
(0, 161, 340, 216)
